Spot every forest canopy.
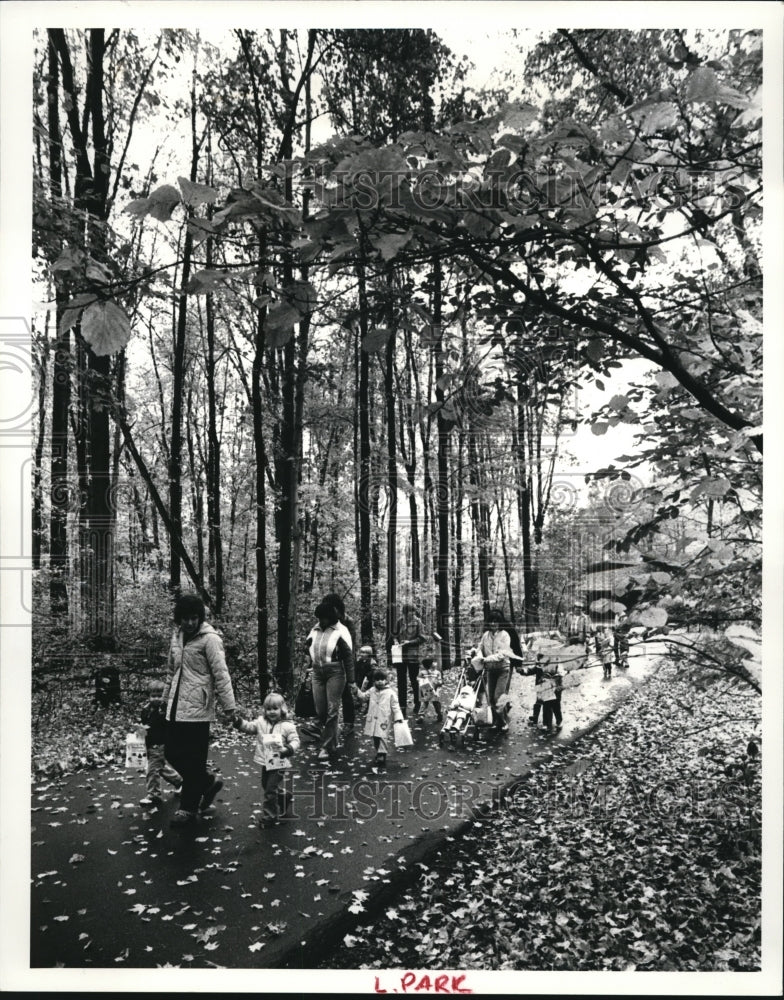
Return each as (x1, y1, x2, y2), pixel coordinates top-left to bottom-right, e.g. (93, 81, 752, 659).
(31, 26, 762, 697)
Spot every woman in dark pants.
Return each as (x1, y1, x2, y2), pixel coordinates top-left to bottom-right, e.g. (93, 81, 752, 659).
(305, 602, 356, 760)
(392, 603, 426, 718)
(163, 593, 240, 828)
(322, 592, 358, 734)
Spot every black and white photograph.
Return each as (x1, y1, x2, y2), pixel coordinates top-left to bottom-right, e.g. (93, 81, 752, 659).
(0, 0, 782, 993)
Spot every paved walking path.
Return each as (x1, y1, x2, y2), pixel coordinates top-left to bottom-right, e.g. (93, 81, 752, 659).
(30, 643, 664, 970)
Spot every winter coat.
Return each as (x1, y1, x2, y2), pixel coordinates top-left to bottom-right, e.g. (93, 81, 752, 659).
(237, 716, 300, 768)
(164, 622, 237, 723)
(358, 685, 404, 741)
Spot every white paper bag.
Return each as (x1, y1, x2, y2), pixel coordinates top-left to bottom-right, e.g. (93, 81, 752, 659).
(125, 733, 147, 770)
(394, 719, 414, 747)
(262, 734, 290, 770)
(537, 678, 557, 702)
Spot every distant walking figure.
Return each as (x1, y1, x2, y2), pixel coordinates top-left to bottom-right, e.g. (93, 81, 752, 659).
(392, 603, 426, 718)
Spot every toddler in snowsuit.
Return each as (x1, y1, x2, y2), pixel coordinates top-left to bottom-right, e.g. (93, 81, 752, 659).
(234, 693, 300, 828)
(139, 680, 182, 806)
(356, 667, 405, 769)
(443, 684, 479, 734)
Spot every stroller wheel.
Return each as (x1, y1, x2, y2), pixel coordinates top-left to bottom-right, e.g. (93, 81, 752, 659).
(438, 731, 444, 747)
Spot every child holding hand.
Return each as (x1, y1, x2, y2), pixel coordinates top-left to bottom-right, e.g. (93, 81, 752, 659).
(234, 693, 300, 828)
(139, 679, 182, 807)
(356, 667, 406, 769)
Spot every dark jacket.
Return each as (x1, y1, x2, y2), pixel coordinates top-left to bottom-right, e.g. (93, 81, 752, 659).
(140, 700, 168, 747)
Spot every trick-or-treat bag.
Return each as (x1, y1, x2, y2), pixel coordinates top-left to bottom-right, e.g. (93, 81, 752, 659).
(472, 703, 494, 725)
(125, 732, 147, 770)
(262, 734, 291, 770)
(394, 719, 414, 747)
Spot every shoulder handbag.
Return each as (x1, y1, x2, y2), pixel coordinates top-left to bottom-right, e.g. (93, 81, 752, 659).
(294, 673, 316, 718)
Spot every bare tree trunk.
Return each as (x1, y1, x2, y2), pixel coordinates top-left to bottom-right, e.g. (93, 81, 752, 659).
(186, 385, 205, 582)
(32, 317, 49, 570)
(452, 423, 465, 666)
(46, 33, 70, 618)
(432, 262, 451, 666)
(204, 223, 224, 613)
(384, 278, 398, 646)
(169, 155, 197, 592)
(399, 325, 420, 586)
(468, 428, 490, 617)
(253, 303, 270, 694)
(516, 388, 535, 629)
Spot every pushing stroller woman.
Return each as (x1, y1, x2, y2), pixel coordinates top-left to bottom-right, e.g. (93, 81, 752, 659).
(473, 608, 514, 732)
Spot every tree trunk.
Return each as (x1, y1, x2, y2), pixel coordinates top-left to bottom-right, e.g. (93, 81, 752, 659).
(32, 317, 49, 570)
(468, 428, 490, 617)
(432, 262, 451, 666)
(273, 28, 315, 693)
(186, 385, 205, 583)
(354, 263, 374, 644)
(204, 228, 224, 614)
(516, 389, 535, 630)
(384, 283, 398, 646)
(253, 303, 270, 695)
(400, 326, 420, 586)
(46, 33, 70, 618)
(452, 423, 465, 666)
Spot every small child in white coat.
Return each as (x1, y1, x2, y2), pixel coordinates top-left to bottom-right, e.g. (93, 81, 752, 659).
(356, 667, 405, 769)
(234, 693, 300, 828)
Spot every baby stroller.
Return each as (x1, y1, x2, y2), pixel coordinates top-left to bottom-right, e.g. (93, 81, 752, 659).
(438, 652, 499, 748)
(438, 664, 483, 748)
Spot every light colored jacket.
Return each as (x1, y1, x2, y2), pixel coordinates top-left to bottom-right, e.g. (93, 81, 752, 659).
(478, 629, 512, 668)
(237, 716, 300, 768)
(164, 622, 237, 723)
(358, 685, 404, 740)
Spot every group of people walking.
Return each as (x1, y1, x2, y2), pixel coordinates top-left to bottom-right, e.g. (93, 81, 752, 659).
(138, 591, 631, 832)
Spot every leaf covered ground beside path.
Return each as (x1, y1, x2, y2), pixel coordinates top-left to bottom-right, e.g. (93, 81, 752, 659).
(326, 665, 761, 971)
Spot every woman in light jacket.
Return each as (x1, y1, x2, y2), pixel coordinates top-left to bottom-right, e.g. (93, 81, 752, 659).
(163, 593, 239, 828)
(305, 601, 356, 760)
(476, 607, 514, 731)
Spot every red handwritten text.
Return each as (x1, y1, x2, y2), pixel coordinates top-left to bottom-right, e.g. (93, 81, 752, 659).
(374, 973, 472, 994)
